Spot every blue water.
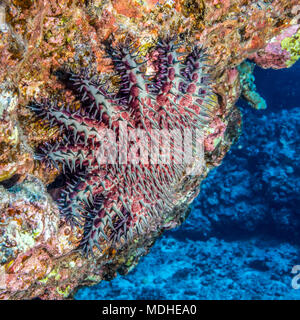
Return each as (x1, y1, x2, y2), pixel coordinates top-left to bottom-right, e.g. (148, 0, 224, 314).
(75, 60, 300, 300)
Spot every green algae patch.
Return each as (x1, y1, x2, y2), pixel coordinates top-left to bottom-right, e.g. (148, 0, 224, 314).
(56, 285, 71, 298)
(281, 28, 300, 67)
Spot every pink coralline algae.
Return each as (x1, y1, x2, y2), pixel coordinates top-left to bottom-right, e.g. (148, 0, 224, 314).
(250, 25, 300, 69)
(204, 116, 227, 153)
(30, 38, 214, 256)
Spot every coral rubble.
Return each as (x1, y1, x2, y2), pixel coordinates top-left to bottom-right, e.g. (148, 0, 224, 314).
(0, 0, 299, 299)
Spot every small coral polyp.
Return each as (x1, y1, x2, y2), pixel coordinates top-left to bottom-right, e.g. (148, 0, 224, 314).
(29, 38, 214, 256)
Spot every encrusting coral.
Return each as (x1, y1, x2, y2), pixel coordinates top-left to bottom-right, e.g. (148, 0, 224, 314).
(250, 24, 300, 69)
(238, 61, 267, 110)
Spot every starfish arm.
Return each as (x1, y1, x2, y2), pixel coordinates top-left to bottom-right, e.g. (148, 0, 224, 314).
(181, 46, 215, 114)
(58, 71, 118, 125)
(106, 42, 149, 106)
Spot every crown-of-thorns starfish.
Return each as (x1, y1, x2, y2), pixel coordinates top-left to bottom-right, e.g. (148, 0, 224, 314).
(29, 37, 215, 257)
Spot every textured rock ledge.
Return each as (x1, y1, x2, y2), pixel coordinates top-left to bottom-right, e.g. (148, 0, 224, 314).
(0, 0, 299, 299)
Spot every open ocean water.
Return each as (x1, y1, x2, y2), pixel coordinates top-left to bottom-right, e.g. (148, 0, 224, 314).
(75, 60, 300, 300)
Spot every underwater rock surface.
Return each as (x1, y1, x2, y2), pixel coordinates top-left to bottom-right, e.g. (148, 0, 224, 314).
(76, 62, 300, 300)
(76, 237, 300, 300)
